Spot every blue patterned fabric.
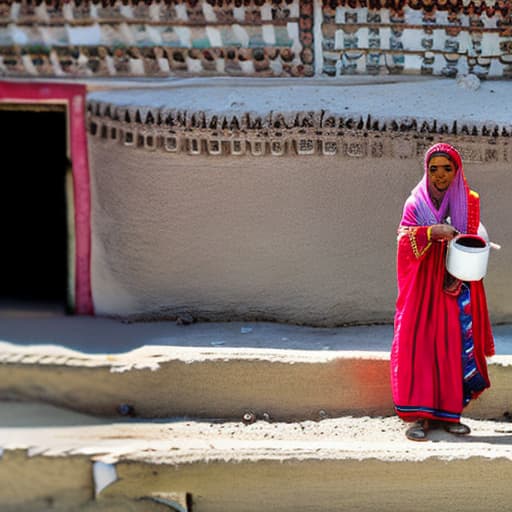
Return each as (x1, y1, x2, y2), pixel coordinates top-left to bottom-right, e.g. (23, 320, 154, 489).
(458, 283, 488, 405)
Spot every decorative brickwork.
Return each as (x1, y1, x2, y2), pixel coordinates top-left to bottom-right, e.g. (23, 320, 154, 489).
(321, 2, 512, 77)
(87, 98, 512, 160)
(0, 0, 313, 77)
(322, 1, 511, 16)
(1, 0, 511, 78)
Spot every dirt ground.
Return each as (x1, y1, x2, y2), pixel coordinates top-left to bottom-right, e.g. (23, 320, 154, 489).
(2, 311, 512, 511)
(3, 401, 512, 512)
(3, 400, 512, 464)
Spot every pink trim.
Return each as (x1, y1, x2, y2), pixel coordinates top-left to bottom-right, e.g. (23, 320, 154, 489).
(0, 81, 93, 314)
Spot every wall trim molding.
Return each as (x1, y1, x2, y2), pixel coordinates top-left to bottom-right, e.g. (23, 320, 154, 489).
(87, 100, 512, 161)
(88, 115, 512, 162)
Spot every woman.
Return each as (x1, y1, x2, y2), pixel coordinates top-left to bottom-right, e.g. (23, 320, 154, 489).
(391, 142, 495, 441)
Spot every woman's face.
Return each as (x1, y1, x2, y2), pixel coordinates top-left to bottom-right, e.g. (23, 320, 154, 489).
(428, 155, 456, 193)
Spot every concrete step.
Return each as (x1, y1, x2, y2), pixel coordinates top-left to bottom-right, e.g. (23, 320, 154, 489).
(1, 314, 512, 420)
(2, 401, 512, 512)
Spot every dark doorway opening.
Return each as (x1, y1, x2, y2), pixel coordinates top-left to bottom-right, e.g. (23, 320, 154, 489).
(0, 106, 69, 310)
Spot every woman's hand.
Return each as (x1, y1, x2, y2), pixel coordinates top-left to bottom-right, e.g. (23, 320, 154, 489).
(431, 224, 459, 241)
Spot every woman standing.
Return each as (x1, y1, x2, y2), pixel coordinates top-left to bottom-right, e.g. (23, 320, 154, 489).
(391, 142, 495, 441)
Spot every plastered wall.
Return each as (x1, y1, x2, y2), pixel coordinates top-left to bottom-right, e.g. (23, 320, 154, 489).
(88, 135, 511, 326)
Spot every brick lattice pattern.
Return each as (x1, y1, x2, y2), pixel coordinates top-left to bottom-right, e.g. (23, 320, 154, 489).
(0, 0, 314, 77)
(0, 1, 511, 78)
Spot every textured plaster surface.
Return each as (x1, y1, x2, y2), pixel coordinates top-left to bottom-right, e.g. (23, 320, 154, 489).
(87, 78, 512, 129)
(87, 79, 512, 325)
(88, 137, 510, 325)
(89, 144, 400, 324)
(2, 311, 512, 510)
(3, 306, 512, 354)
(3, 402, 512, 511)
(1, 311, 512, 420)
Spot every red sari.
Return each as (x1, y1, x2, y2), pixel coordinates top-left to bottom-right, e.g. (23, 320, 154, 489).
(391, 145, 494, 423)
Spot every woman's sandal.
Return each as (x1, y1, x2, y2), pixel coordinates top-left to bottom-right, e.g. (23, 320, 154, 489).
(405, 420, 429, 441)
(443, 422, 471, 435)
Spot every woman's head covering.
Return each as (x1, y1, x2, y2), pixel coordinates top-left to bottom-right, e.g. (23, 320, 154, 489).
(401, 142, 469, 233)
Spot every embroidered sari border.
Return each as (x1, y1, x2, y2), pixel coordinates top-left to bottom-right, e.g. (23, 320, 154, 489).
(395, 404, 461, 421)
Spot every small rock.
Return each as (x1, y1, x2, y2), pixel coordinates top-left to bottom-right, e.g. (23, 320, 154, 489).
(456, 73, 480, 91)
(117, 403, 135, 417)
(495, 428, 512, 433)
(176, 313, 194, 325)
(242, 411, 257, 425)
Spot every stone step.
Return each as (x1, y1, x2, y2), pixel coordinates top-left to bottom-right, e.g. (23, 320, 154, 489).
(2, 401, 512, 512)
(1, 315, 512, 421)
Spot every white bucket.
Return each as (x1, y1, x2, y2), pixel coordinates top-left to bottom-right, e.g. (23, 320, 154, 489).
(446, 234, 489, 281)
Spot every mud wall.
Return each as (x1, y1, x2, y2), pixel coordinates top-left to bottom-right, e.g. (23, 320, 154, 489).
(88, 131, 511, 325)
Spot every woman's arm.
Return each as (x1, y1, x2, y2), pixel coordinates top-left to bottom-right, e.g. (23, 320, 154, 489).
(398, 223, 457, 261)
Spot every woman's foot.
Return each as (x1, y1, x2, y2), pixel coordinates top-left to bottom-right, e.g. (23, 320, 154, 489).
(443, 422, 471, 435)
(405, 420, 429, 441)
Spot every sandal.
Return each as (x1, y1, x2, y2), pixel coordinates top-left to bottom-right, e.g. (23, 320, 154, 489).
(405, 420, 429, 441)
(443, 422, 471, 435)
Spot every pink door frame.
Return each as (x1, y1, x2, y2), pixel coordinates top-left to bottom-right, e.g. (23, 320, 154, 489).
(0, 81, 93, 314)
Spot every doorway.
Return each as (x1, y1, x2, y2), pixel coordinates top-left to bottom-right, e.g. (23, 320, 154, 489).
(0, 105, 69, 311)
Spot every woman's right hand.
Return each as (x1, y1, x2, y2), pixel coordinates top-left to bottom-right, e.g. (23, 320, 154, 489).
(431, 224, 459, 241)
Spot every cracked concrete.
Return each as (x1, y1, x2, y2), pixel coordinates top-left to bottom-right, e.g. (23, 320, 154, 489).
(3, 402, 512, 512)
(1, 310, 512, 420)
(2, 308, 512, 510)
